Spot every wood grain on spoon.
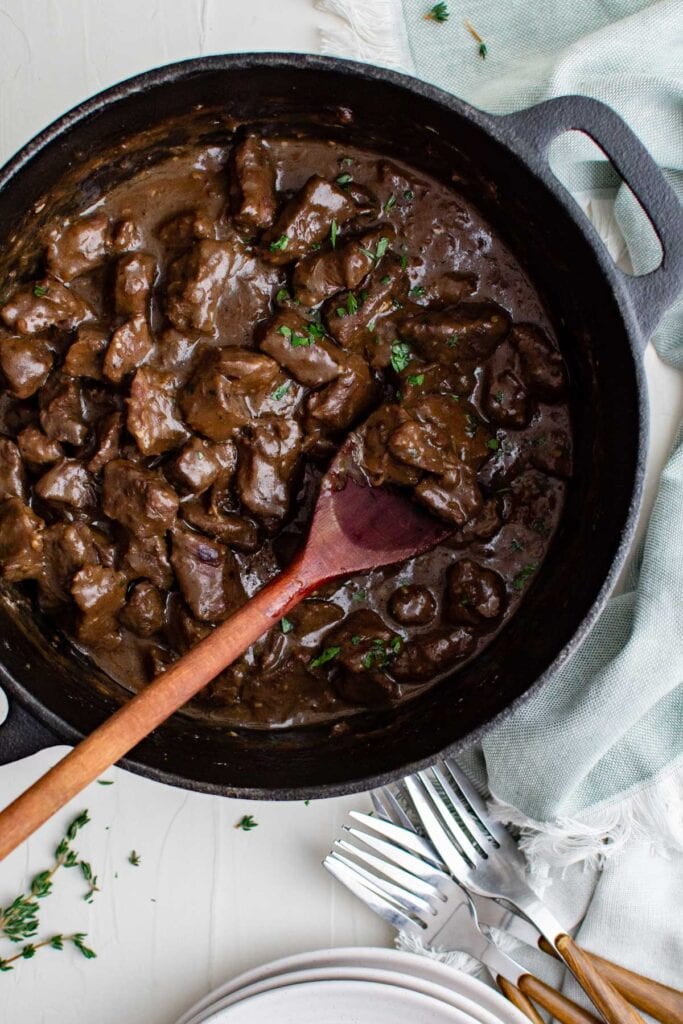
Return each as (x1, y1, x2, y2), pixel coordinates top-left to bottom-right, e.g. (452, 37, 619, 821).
(0, 450, 450, 861)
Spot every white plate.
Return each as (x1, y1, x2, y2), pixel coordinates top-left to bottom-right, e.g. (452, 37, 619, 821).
(185, 965, 508, 1024)
(198, 978, 478, 1024)
(175, 947, 527, 1024)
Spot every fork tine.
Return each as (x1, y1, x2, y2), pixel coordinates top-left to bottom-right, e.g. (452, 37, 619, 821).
(443, 758, 514, 847)
(370, 789, 392, 821)
(324, 855, 421, 935)
(418, 769, 482, 864)
(330, 846, 434, 921)
(432, 764, 496, 850)
(349, 810, 443, 867)
(404, 775, 473, 885)
(345, 826, 447, 887)
(379, 786, 417, 832)
(336, 837, 442, 904)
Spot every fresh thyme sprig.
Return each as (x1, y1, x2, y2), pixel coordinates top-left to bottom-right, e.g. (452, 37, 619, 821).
(425, 2, 449, 22)
(0, 811, 97, 973)
(464, 20, 488, 58)
(0, 933, 96, 972)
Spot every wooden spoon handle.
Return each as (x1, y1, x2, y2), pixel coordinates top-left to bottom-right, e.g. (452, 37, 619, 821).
(496, 976, 545, 1023)
(556, 934, 647, 1024)
(519, 973, 601, 1024)
(539, 937, 683, 1023)
(0, 559, 311, 861)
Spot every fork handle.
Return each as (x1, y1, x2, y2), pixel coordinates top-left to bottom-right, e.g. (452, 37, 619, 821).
(519, 974, 602, 1024)
(496, 977, 545, 1023)
(556, 934, 647, 1024)
(539, 937, 683, 1024)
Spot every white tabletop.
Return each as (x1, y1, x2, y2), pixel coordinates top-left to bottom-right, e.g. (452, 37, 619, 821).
(0, 3, 681, 1022)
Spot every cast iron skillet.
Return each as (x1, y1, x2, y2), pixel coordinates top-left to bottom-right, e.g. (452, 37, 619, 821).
(0, 55, 680, 799)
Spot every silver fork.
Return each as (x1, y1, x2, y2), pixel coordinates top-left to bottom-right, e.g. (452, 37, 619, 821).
(401, 758, 646, 1024)
(325, 829, 599, 1024)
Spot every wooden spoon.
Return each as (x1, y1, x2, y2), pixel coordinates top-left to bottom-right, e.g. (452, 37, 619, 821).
(0, 444, 451, 860)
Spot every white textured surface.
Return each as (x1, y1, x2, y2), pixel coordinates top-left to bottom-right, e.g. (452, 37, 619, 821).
(0, 3, 680, 1023)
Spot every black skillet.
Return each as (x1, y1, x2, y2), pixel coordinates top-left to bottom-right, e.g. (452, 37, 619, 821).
(0, 54, 680, 799)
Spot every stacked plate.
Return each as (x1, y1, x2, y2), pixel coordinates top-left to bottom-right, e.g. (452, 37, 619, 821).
(174, 947, 528, 1024)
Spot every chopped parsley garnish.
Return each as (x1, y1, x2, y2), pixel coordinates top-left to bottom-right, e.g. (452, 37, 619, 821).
(400, 254, 408, 269)
(513, 564, 538, 591)
(362, 636, 402, 670)
(403, 189, 415, 201)
(486, 437, 499, 451)
(33, 284, 48, 298)
(380, 274, 391, 285)
(510, 539, 523, 552)
(291, 334, 312, 348)
(360, 236, 390, 263)
(346, 292, 359, 315)
(310, 646, 341, 669)
(276, 287, 290, 303)
(272, 380, 292, 401)
(341, 156, 354, 166)
(390, 340, 412, 373)
(407, 373, 425, 386)
(278, 324, 293, 341)
(494, 390, 504, 404)
(336, 307, 347, 318)
(351, 635, 362, 646)
(336, 173, 353, 186)
(447, 334, 459, 347)
(269, 234, 288, 252)
(383, 194, 397, 213)
(352, 588, 368, 601)
(280, 617, 294, 634)
(425, 2, 449, 21)
(235, 815, 258, 832)
(409, 286, 426, 298)
(330, 219, 339, 248)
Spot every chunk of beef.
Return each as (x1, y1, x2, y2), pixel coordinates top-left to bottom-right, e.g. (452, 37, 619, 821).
(261, 176, 356, 265)
(34, 458, 96, 513)
(170, 522, 244, 622)
(0, 498, 44, 582)
(154, 328, 203, 382)
(120, 531, 173, 588)
(103, 459, 179, 537)
(166, 239, 244, 334)
(114, 253, 156, 317)
(231, 136, 278, 233)
(292, 225, 395, 307)
(415, 464, 483, 527)
(388, 395, 489, 476)
(447, 498, 502, 547)
(392, 627, 475, 682)
(424, 272, 478, 308)
(286, 599, 345, 648)
(39, 377, 89, 446)
(0, 335, 53, 398)
(513, 324, 565, 399)
(172, 437, 224, 495)
(305, 352, 373, 431)
(0, 438, 26, 500)
(127, 367, 189, 455)
(64, 326, 109, 380)
(156, 210, 215, 248)
(181, 499, 259, 552)
(444, 558, 506, 628)
(120, 581, 165, 637)
(103, 314, 154, 384)
(87, 412, 123, 474)
(37, 522, 113, 608)
(71, 564, 126, 646)
(388, 584, 437, 626)
(17, 426, 63, 469)
(1, 277, 92, 335)
(324, 255, 406, 349)
(46, 214, 111, 281)
(236, 417, 303, 527)
(357, 405, 421, 487)
(324, 609, 401, 706)
(398, 302, 510, 364)
(527, 429, 572, 479)
(181, 348, 287, 441)
(345, 182, 381, 222)
(482, 340, 532, 428)
(259, 310, 342, 388)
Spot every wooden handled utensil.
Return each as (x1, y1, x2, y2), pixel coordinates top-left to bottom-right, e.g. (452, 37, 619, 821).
(0, 447, 451, 861)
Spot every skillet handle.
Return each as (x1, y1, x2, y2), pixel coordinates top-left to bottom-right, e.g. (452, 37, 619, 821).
(501, 95, 683, 343)
(0, 697, 57, 766)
